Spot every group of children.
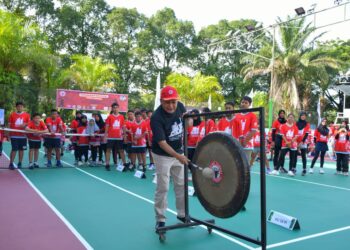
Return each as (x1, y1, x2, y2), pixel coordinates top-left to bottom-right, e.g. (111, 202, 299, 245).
(1, 102, 155, 172)
(186, 101, 350, 177)
(1, 99, 349, 176)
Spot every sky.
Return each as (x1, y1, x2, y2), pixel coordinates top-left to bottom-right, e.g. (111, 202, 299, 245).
(106, 0, 350, 41)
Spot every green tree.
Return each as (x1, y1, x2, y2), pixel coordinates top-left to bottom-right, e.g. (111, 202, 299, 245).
(49, 0, 110, 55)
(242, 16, 339, 112)
(165, 72, 223, 106)
(137, 8, 196, 90)
(0, 9, 56, 116)
(59, 54, 119, 91)
(102, 7, 148, 93)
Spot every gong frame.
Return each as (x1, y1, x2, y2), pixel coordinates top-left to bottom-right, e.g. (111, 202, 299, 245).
(156, 107, 267, 250)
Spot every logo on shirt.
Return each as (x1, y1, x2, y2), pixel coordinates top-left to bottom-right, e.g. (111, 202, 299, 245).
(169, 120, 183, 141)
(15, 118, 23, 127)
(241, 120, 246, 131)
(113, 120, 120, 128)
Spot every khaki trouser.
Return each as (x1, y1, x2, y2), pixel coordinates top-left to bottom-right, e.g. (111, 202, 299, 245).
(153, 153, 185, 222)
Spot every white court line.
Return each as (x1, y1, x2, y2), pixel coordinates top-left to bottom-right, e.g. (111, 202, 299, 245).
(251, 171, 350, 192)
(254, 225, 350, 249)
(2, 153, 93, 250)
(54, 157, 256, 250)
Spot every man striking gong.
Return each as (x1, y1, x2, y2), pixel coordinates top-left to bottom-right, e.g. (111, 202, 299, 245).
(151, 85, 190, 229)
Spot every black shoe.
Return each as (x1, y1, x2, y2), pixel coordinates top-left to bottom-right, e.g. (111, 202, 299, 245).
(9, 163, 15, 170)
(17, 162, 22, 169)
(105, 165, 110, 171)
(34, 163, 39, 168)
(29, 164, 34, 170)
(155, 221, 165, 230)
(177, 216, 187, 223)
(302, 169, 306, 176)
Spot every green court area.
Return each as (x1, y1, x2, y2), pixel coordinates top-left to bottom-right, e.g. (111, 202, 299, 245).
(1, 141, 350, 250)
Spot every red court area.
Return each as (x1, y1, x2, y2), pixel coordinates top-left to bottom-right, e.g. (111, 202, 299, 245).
(0, 157, 85, 250)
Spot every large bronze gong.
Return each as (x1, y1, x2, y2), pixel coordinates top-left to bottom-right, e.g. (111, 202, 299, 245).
(191, 132, 251, 218)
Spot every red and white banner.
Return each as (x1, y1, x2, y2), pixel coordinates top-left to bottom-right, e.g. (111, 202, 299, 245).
(56, 89, 128, 112)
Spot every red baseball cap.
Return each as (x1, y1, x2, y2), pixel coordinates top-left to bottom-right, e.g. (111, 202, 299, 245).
(161, 86, 179, 100)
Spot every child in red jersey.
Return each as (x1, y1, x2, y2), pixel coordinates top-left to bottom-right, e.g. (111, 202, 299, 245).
(76, 115, 89, 166)
(274, 114, 299, 177)
(104, 102, 127, 171)
(131, 111, 148, 172)
(8, 101, 30, 169)
(187, 109, 201, 161)
(25, 113, 48, 169)
(309, 118, 329, 174)
(334, 127, 349, 176)
(145, 110, 155, 170)
(235, 96, 258, 165)
(44, 109, 64, 167)
(87, 118, 100, 166)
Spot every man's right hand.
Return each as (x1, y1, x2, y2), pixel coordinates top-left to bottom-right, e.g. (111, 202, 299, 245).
(176, 154, 190, 165)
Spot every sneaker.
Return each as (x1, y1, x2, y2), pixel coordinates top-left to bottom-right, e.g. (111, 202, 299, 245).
(309, 168, 314, 174)
(17, 162, 22, 169)
(78, 161, 83, 166)
(335, 171, 342, 175)
(279, 167, 288, 174)
(292, 168, 297, 174)
(177, 216, 187, 223)
(56, 161, 63, 168)
(266, 168, 272, 175)
(148, 163, 155, 170)
(288, 171, 295, 177)
(105, 165, 110, 171)
(9, 163, 15, 170)
(47, 161, 52, 168)
(128, 164, 135, 171)
(302, 169, 306, 176)
(320, 169, 325, 174)
(29, 163, 34, 170)
(343, 172, 349, 176)
(34, 163, 39, 168)
(271, 170, 279, 175)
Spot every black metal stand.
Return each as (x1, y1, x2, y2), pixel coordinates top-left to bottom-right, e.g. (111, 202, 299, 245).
(156, 107, 267, 250)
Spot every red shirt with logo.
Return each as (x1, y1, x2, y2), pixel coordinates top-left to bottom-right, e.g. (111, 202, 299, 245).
(125, 120, 135, 143)
(131, 121, 147, 147)
(197, 119, 216, 142)
(70, 119, 79, 142)
(45, 117, 63, 138)
(314, 129, 329, 143)
(188, 125, 201, 148)
(297, 123, 310, 143)
(27, 121, 47, 141)
(144, 118, 153, 144)
(272, 119, 284, 135)
(217, 117, 241, 139)
(9, 112, 30, 138)
(77, 126, 89, 145)
(334, 131, 349, 153)
(235, 112, 258, 149)
(280, 123, 299, 150)
(105, 114, 124, 139)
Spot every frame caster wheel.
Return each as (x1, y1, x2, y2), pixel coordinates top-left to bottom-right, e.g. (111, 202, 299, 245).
(159, 233, 166, 242)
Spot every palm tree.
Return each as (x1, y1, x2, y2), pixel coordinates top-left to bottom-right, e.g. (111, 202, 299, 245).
(165, 72, 223, 107)
(241, 16, 339, 111)
(59, 55, 119, 92)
